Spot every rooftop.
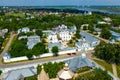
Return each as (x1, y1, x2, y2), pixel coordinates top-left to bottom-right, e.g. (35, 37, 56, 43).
(38, 66, 49, 80)
(3, 67, 37, 80)
(80, 31, 100, 43)
(48, 42, 61, 49)
(28, 36, 40, 40)
(110, 30, 120, 37)
(27, 40, 39, 49)
(64, 56, 94, 71)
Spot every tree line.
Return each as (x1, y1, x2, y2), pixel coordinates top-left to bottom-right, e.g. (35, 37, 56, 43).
(0, 14, 105, 31)
(94, 42, 120, 64)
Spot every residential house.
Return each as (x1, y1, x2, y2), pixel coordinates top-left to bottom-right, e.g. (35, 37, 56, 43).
(21, 27, 30, 33)
(17, 27, 30, 34)
(0, 29, 8, 38)
(103, 17, 112, 22)
(110, 31, 120, 41)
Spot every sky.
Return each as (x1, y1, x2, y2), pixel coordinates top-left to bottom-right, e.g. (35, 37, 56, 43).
(0, 0, 120, 6)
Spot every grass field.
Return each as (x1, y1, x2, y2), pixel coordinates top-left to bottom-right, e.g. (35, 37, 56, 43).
(93, 59, 113, 73)
(116, 65, 120, 78)
(6, 13, 25, 17)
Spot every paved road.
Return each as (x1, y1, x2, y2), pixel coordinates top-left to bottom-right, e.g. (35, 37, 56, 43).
(0, 32, 17, 64)
(0, 52, 81, 68)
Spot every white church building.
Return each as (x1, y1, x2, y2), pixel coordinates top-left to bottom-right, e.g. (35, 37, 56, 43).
(48, 24, 76, 43)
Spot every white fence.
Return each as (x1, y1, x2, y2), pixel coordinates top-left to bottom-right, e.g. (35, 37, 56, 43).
(3, 49, 76, 63)
(4, 56, 28, 63)
(59, 49, 76, 55)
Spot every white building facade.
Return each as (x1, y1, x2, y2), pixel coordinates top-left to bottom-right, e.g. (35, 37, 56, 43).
(48, 24, 76, 43)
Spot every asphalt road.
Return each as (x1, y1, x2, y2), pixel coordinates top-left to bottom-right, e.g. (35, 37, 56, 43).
(1, 54, 82, 68)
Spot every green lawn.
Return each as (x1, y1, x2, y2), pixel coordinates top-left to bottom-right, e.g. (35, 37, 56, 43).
(93, 59, 113, 73)
(8, 35, 17, 51)
(76, 68, 113, 80)
(6, 13, 25, 17)
(116, 65, 120, 78)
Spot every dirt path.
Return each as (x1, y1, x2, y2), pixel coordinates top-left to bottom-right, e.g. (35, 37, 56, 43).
(112, 64, 118, 77)
(0, 32, 17, 66)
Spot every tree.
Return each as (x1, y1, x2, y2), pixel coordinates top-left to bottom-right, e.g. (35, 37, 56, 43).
(37, 62, 64, 78)
(0, 36, 4, 42)
(35, 29, 43, 37)
(0, 70, 2, 75)
(94, 42, 120, 64)
(96, 24, 110, 29)
(75, 30, 81, 39)
(100, 28, 111, 39)
(18, 32, 26, 36)
(0, 36, 4, 49)
(83, 26, 88, 30)
(10, 39, 28, 57)
(32, 42, 45, 56)
(52, 46, 59, 56)
(88, 24, 94, 32)
(26, 32, 34, 36)
(0, 12, 5, 16)
(26, 51, 33, 60)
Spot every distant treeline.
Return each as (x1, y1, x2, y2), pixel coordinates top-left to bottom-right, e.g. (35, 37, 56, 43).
(26, 8, 113, 15)
(27, 8, 85, 14)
